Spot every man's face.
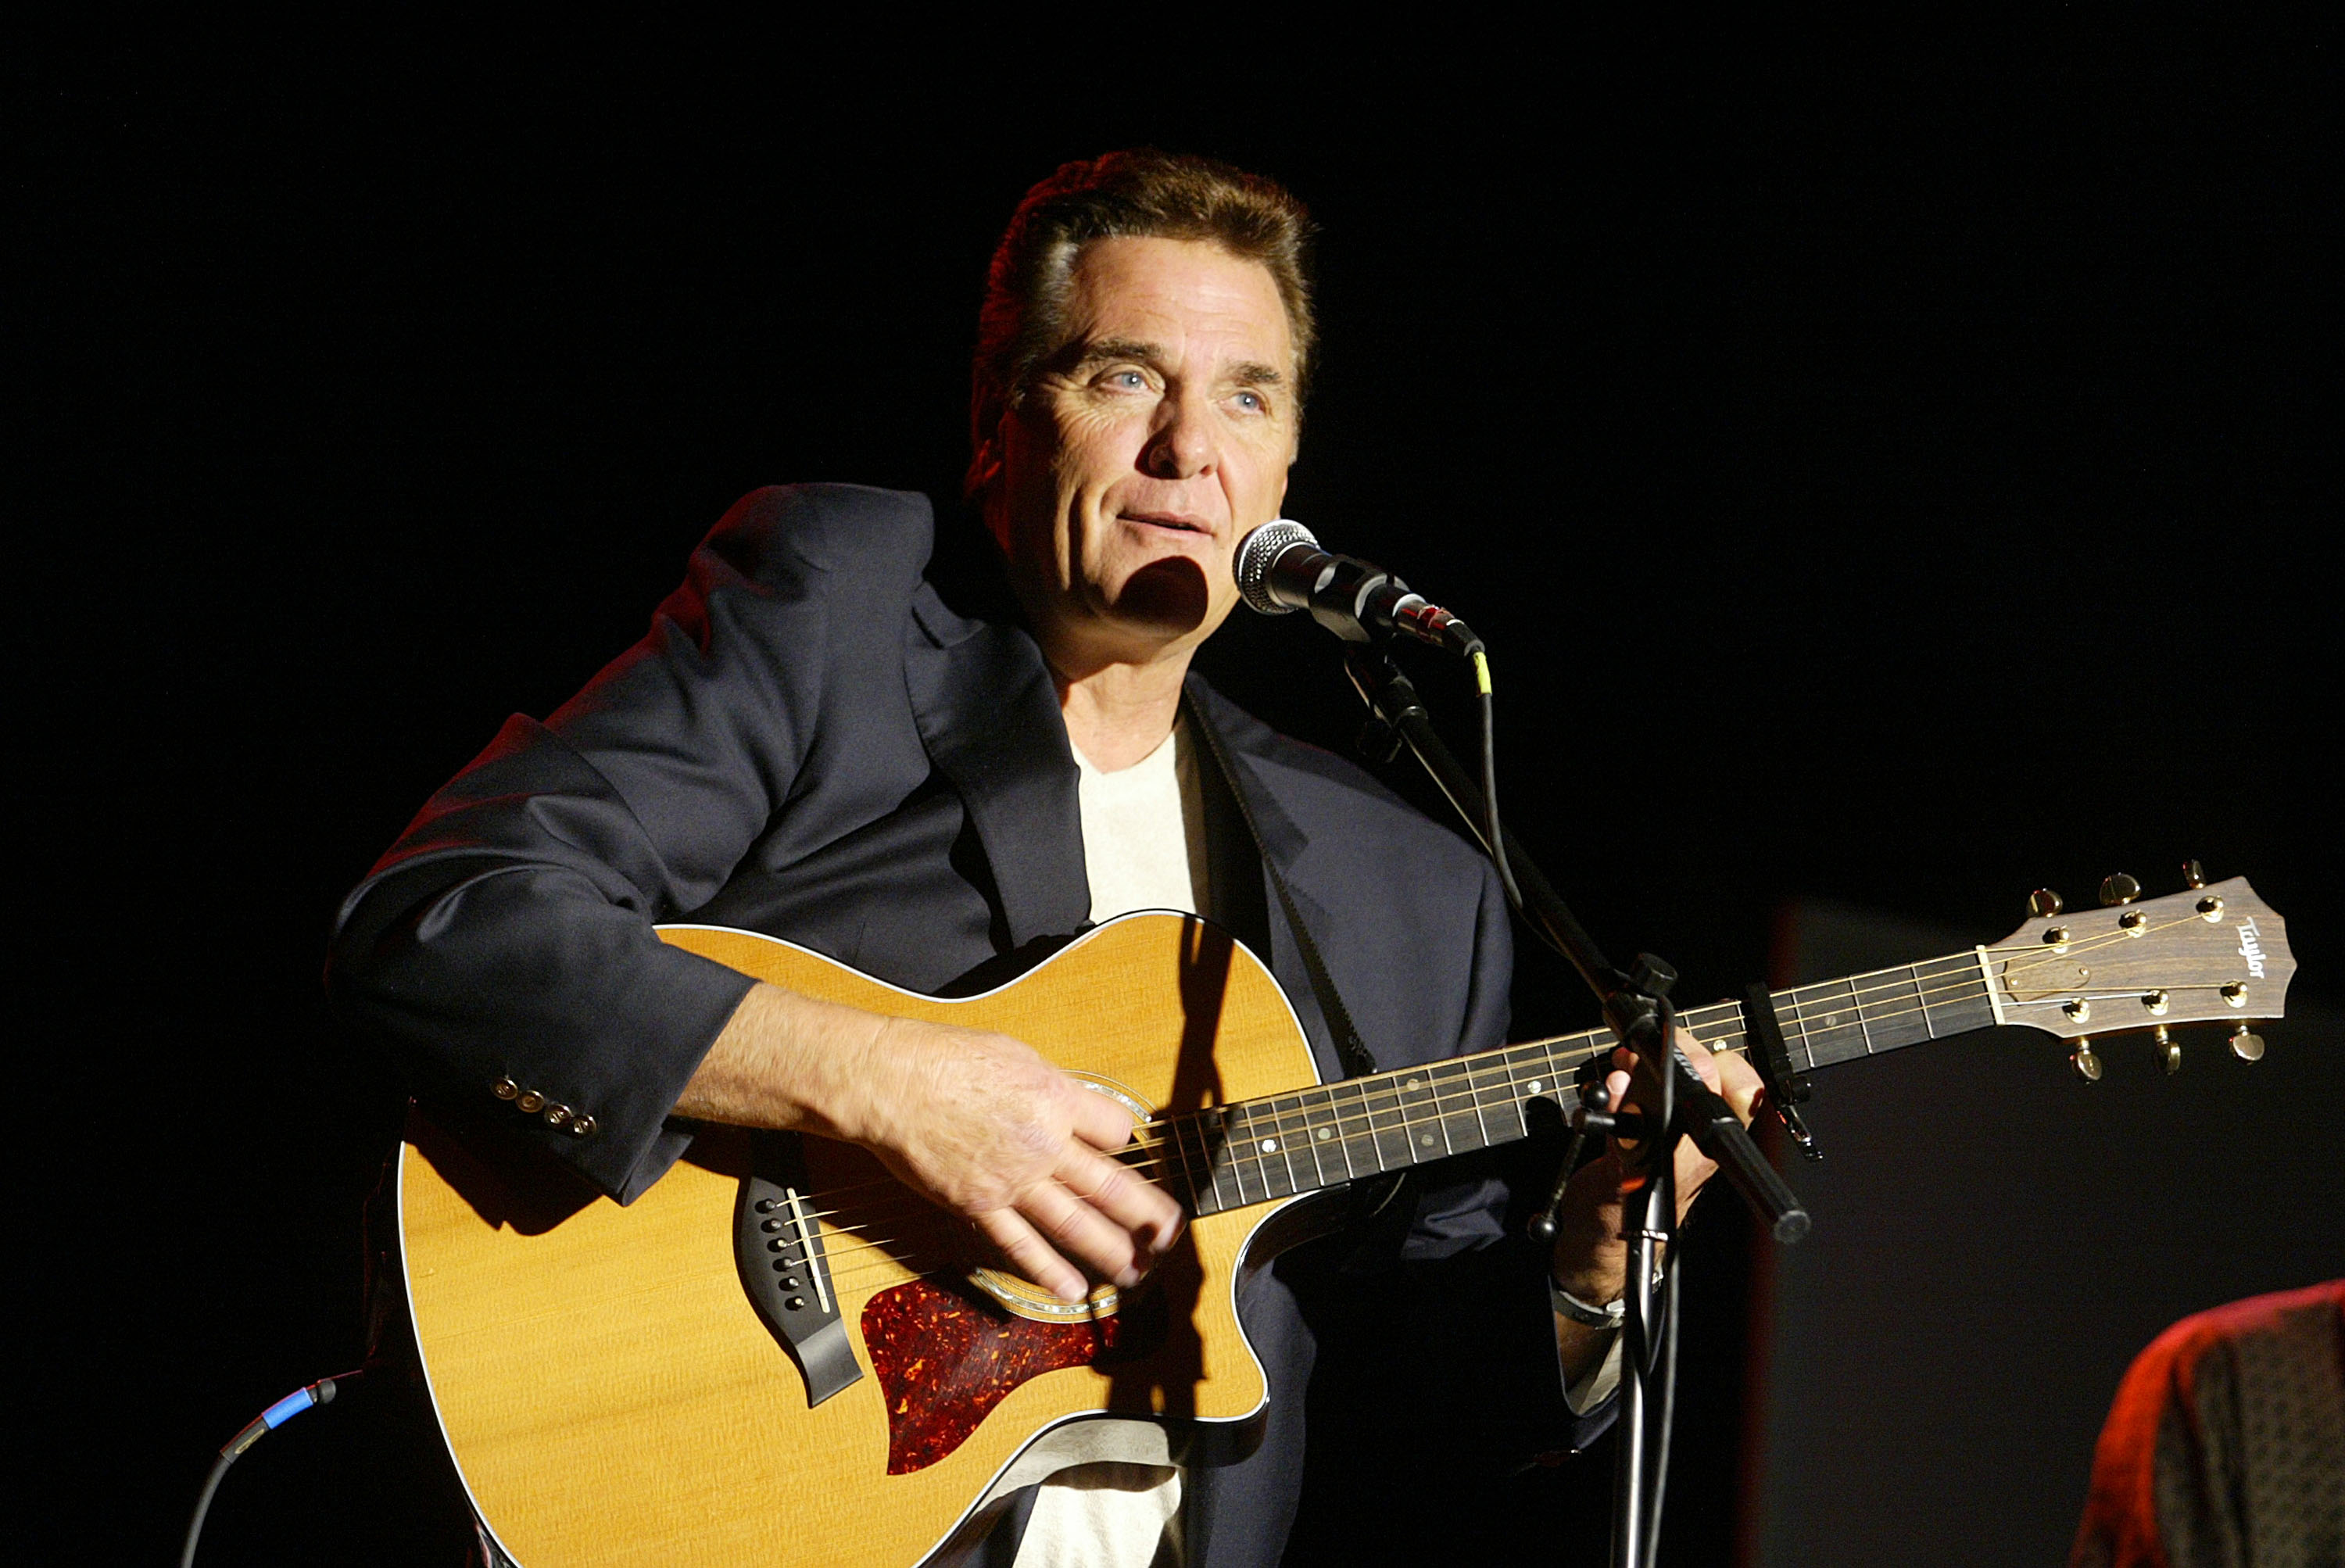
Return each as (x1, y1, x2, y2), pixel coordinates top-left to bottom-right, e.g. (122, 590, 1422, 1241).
(982, 235, 1298, 675)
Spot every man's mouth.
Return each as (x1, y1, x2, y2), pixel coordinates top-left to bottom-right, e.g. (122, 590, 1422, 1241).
(1121, 512, 1211, 535)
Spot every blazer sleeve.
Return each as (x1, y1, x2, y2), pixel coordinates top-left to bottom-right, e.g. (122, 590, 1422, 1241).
(327, 485, 933, 1201)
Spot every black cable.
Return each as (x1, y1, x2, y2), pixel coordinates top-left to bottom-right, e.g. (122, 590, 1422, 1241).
(181, 1369, 363, 1568)
(1469, 647, 1524, 915)
(1642, 1256, 1683, 1568)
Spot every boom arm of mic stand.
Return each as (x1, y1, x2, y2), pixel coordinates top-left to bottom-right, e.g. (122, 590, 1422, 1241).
(1343, 651, 1614, 997)
(1343, 649, 1809, 1244)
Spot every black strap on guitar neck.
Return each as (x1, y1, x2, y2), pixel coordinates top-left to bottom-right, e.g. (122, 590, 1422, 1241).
(1185, 698, 1379, 1083)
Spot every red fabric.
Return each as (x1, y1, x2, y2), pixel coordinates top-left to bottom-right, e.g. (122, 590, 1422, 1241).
(2071, 1280, 2345, 1568)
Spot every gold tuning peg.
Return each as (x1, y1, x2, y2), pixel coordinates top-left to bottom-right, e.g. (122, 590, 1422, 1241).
(2029, 888, 2064, 918)
(2182, 859, 2207, 890)
(2229, 1026, 2265, 1062)
(2099, 874, 2142, 907)
(2068, 1040, 2103, 1082)
(2155, 1025, 2180, 1076)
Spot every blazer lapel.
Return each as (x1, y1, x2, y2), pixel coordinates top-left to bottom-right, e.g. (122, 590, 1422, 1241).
(903, 587, 1090, 948)
(1186, 678, 1366, 1083)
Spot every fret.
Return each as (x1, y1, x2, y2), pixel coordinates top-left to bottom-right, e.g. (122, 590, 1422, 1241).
(1430, 1059, 1488, 1154)
(1914, 954, 1996, 1040)
(1477, 1050, 1533, 1142)
(1186, 1108, 1237, 1216)
(1208, 1106, 1256, 1208)
(1261, 1092, 1312, 1193)
(1358, 1072, 1416, 1171)
(1288, 1089, 1334, 1190)
(1784, 976, 1869, 1066)
(1523, 1040, 1568, 1108)
(1681, 1001, 1746, 1060)
(1392, 1066, 1449, 1164)
(1164, 1112, 1208, 1215)
(1906, 963, 1935, 1039)
(1326, 1079, 1380, 1177)
(1235, 1102, 1293, 1201)
(1313, 1083, 1369, 1181)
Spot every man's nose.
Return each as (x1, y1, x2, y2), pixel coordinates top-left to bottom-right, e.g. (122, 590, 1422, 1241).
(1142, 386, 1216, 479)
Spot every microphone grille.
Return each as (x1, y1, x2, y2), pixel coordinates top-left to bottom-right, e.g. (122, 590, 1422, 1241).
(1234, 519, 1318, 615)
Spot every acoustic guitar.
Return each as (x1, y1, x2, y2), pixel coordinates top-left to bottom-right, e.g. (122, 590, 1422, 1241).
(397, 876, 2293, 1567)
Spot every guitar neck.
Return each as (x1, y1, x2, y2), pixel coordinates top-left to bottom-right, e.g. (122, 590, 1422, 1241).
(1168, 947, 1999, 1216)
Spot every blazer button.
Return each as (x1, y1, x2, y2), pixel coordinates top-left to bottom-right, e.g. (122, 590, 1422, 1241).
(567, 1115, 596, 1137)
(542, 1104, 571, 1127)
(492, 1078, 520, 1101)
(516, 1090, 546, 1114)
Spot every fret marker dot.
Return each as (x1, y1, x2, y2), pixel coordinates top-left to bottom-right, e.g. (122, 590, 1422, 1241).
(1405, 1077, 1421, 1090)
(1419, 1133, 1435, 1147)
(1528, 1080, 1542, 1093)
(1315, 1128, 1331, 1141)
(1260, 1138, 1277, 1154)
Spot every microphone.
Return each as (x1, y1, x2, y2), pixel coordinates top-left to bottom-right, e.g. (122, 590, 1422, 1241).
(1233, 521, 1480, 654)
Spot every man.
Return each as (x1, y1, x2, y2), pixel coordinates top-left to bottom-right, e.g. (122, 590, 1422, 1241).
(331, 149, 1760, 1566)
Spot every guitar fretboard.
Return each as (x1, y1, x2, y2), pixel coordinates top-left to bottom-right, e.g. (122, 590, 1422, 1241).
(1161, 947, 1997, 1215)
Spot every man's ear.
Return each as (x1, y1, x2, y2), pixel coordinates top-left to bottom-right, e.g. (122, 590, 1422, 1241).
(968, 423, 1013, 553)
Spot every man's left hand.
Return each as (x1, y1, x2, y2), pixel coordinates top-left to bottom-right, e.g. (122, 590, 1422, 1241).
(1545, 1029, 1764, 1375)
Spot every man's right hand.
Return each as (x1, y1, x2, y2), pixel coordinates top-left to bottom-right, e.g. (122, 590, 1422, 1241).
(676, 982, 1183, 1304)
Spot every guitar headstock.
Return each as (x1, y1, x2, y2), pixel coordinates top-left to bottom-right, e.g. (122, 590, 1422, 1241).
(1987, 872, 2293, 1078)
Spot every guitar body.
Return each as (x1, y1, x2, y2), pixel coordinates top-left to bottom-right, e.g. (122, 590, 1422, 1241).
(398, 912, 1323, 1568)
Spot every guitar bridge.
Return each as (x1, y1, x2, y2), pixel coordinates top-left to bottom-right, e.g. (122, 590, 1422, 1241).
(733, 1131, 863, 1406)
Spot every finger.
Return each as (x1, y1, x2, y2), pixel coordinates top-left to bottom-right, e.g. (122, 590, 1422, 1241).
(1065, 1083, 1137, 1151)
(1018, 1177, 1144, 1293)
(1605, 1069, 1636, 1144)
(1674, 1027, 1724, 1091)
(976, 1208, 1089, 1305)
(1714, 1045, 1765, 1123)
(1058, 1144, 1184, 1252)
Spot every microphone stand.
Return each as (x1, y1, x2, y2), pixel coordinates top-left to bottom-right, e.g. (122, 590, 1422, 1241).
(1341, 646, 1807, 1568)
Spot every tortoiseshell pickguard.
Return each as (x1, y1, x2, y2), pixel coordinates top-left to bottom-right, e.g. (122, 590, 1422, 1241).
(863, 1278, 1142, 1474)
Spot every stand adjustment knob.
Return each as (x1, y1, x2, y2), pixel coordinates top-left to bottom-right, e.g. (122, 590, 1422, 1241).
(2100, 874, 2142, 907)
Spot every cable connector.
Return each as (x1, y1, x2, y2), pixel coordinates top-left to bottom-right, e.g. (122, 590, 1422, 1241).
(184, 1369, 364, 1568)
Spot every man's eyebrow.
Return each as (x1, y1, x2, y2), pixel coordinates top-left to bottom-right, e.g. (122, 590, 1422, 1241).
(1064, 340, 1289, 388)
(1068, 337, 1168, 371)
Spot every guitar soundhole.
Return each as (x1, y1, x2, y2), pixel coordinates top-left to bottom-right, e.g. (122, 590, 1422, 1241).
(863, 1277, 1156, 1474)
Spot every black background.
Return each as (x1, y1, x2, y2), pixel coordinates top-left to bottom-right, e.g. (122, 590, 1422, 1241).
(13, 21, 2336, 1566)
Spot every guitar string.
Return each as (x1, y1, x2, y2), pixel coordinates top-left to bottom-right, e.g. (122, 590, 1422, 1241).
(763, 911, 2221, 1215)
(768, 911, 2232, 1226)
(789, 938, 2229, 1297)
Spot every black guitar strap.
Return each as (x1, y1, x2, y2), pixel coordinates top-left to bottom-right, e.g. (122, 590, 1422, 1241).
(1185, 696, 1379, 1082)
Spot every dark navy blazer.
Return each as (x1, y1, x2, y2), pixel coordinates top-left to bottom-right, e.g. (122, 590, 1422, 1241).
(329, 484, 1591, 1565)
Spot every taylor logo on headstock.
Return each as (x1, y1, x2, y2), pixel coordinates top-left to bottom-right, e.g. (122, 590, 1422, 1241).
(2238, 917, 2268, 979)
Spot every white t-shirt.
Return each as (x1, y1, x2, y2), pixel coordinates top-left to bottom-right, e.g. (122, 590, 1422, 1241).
(1016, 719, 1205, 1568)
